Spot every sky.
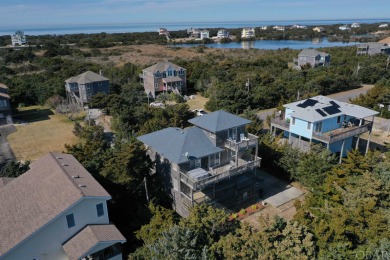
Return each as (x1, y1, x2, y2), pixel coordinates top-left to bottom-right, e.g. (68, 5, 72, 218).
(0, 0, 389, 28)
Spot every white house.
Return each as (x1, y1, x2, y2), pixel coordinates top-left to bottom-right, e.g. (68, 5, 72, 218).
(260, 26, 268, 30)
(217, 29, 229, 38)
(200, 30, 209, 39)
(351, 23, 360, 28)
(379, 23, 388, 28)
(11, 30, 27, 46)
(0, 153, 126, 260)
(241, 27, 255, 38)
(339, 25, 350, 31)
(273, 26, 285, 31)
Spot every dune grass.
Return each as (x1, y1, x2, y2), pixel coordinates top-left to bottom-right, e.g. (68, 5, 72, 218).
(8, 106, 81, 161)
(186, 93, 209, 111)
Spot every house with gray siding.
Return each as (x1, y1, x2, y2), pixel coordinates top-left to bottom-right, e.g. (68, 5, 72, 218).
(65, 71, 110, 106)
(138, 110, 261, 217)
(140, 61, 187, 99)
(271, 96, 378, 162)
(0, 83, 12, 125)
(294, 49, 330, 68)
(356, 43, 390, 55)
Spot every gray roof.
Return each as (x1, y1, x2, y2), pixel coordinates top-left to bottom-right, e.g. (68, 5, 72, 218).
(137, 127, 223, 164)
(65, 71, 109, 84)
(188, 110, 251, 133)
(284, 95, 379, 122)
(0, 177, 14, 189)
(0, 153, 111, 256)
(63, 224, 126, 260)
(142, 61, 186, 73)
(298, 49, 329, 57)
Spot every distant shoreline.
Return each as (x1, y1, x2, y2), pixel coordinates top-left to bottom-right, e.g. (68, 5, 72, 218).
(1, 18, 390, 36)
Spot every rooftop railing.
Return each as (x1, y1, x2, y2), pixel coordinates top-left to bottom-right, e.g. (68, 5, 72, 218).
(180, 156, 261, 191)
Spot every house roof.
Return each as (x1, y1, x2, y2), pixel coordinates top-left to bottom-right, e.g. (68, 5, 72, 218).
(65, 71, 109, 84)
(0, 83, 8, 89)
(142, 61, 186, 73)
(137, 127, 223, 164)
(0, 177, 14, 189)
(379, 37, 390, 44)
(62, 224, 126, 260)
(0, 93, 10, 99)
(284, 95, 379, 122)
(162, 76, 183, 83)
(188, 110, 251, 133)
(298, 49, 329, 57)
(0, 153, 111, 256)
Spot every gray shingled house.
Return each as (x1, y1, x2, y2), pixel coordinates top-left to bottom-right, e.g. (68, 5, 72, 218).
(0, 83, 12, 125)
(294, 49, 330, 68)
(356, 42, 390, 55)
(139, 61, 186, 99)
(65, 71, 110, 106)
(138, 110, 261, 217)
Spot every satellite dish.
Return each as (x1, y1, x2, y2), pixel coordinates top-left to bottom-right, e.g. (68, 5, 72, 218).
(184, 152, 189, 158)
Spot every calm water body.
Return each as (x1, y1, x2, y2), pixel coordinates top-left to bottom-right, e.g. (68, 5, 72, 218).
(1, 18, 389, 36)
(170, 37, 359, 50)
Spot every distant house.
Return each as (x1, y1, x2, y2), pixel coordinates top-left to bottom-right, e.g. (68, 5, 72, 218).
(313, 27, 326, 33)
(351, 23, 360, 28)
(260, 26, 268, 30)
(187, 28, 200, 38)
(217, 29, 229, 38)
(0, 83, 12, 125)
(339, 25, 350, 31)
(271, 96, 378, 159)
(11, 30, 27, 46)
(159, 28, 168, 35)
(273, 26, 285, 31)
(291, 24, 307, 29)
(356, 42, 390, 55)
(139, 61, 186, 98)
(65, 71, 110, 106)
(200, 30, 209, 39)
(138, 110, 261, 217)
(241, 27, 255, 38)
(379, 23, 388, 28)
(294, 49, 330, 68)
(0, 153, 126, 259)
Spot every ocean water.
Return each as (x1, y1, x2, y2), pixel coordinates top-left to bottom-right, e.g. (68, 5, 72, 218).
(1, 18, 389, 36)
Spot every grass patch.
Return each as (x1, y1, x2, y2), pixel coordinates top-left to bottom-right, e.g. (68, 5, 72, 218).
(8, 106, 80, 161)
(186, 93, 209, 111)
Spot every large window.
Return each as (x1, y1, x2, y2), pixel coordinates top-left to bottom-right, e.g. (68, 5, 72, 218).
(337, 116, 341, 123)
(315, 122, 322, 132)
(209, 153, 220, 167)
(66, 214, 75, 228)
(96, 203, 104, 217)
(0, 100, 7, 107)
(228, 128, 237, 140)
(190, 158, 201, 170)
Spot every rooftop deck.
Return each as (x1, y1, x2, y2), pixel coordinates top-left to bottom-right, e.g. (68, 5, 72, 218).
(180, 155, 261, 191)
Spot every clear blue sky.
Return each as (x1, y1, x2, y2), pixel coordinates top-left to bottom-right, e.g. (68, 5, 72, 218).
(1, 0, 389, 27)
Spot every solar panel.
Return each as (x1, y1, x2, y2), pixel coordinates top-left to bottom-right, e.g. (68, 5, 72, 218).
(323, 105, 341, 115)
(315, 109, 327, 117)
(329, 101, 340, 108)
(297, 99, 318, 108)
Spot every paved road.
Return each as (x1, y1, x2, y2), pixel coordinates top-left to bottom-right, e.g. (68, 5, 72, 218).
(258, 85, 374, 120)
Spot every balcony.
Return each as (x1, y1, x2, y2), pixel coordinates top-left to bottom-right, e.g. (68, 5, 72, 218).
(312, 122, 373, 144)
(180, 155, 261, 191)
(224, 133, 258, 151)
(271, 117, 290, 131)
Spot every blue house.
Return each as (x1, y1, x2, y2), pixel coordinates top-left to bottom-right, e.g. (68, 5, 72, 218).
(138, 110, 261, 217)
(271, 96, 378, 160)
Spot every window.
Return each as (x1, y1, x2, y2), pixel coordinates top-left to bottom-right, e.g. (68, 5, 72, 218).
(292, 117, 295, 125)
(162, 72, 166, 78)
(179, 69, 184, 75)
(96, 203, 104, 217)
(337, 116, 341, 123)
(307, 122, 311, 130)
(228, 128, 237, 140)
(154, 83, 158, 89)
(315, 122, 322, 132)
(66, 214, 75, 228)
(98, 81, 102, 85)
(167, 70, 173, 77)
(0, 100, 7, 107)
(190, 158, 201, 170)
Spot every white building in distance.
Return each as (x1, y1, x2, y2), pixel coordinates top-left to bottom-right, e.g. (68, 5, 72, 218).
(11, 30, 27, 46)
